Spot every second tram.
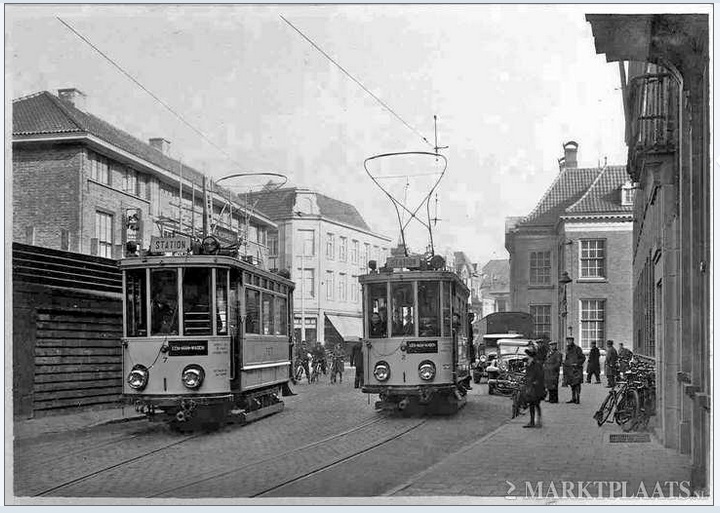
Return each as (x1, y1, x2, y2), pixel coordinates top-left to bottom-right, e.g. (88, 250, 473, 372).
(359, 255, 472, 414)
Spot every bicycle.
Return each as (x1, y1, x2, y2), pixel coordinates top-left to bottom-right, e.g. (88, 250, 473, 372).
(593, 360, 655, 431)
(310, 360, 323, 383)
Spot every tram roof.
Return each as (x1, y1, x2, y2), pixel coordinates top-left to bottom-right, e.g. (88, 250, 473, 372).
(118, 254, 295, 288)
(358, 269, 470, 294)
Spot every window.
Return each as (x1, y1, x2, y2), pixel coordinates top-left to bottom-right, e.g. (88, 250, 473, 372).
(496, 299, 507, 312)
(216, 269, 228, 335)
(580, 240, 606, 279)
(89, 151, 110, 185)
(442, 282, 452, 337)
(580, 299, 605, 349)
(125, 168, 138, 195)
(363, 243, 371, 266)
(299, 229, 315, 256)
(339, 237, 347, 262)
(245, 289, 260, 334)
(183, 267, 212, 335)
(274, 296, 287, 335)
(297, 268, 315, 299)
(95, 211, 113, 258)
(150, 269, 178, 336)
(350, 274, 359, 302)
(338, 273, 347, 301)
(391, 282, 415, 337)
(368, 283, 388, 338)
(326, 271, 334, 300)
(268, 234, 279, 257)
(417, 281, 440, 337)
(529, 251, 551, 285)
(125, 269, 147, 337)
(530, 304, 551, 339)
(262, 292, 274, 335)
(351, 240, 359, 264)
(326, 233, 335, 260)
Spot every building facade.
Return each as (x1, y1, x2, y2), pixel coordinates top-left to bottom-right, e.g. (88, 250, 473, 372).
(587, 13, 710, 492)
(505, 142, 634, 349)
(13, 89, 274, 262)
(478, 259, 510, 319)
(250, 187, 392, 347)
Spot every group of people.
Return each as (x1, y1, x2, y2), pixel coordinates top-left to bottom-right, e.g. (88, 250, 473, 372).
(293, 340, 365, 388)
(520, 337, 632, 428)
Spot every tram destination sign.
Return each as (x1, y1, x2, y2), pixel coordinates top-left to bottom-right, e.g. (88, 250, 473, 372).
(169, 340, 208, 356)
(405, 340, 438, 353)
(150, 236, 189, 253)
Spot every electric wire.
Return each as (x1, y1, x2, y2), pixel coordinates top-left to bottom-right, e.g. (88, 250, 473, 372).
(280, 15, 434, 149)
(56, 17, 245, 170)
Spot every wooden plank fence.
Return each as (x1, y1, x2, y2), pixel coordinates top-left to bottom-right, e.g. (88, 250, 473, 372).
(12, 243, 123, 418)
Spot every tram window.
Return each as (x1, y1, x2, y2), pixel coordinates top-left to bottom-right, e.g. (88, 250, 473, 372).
(125, 269, 147, 337)
(245, 289, 260, 334)
(442, 282, 452, 337)
(391, 282, 415, 337)
(367, 283, 388, 338)
(216, 269, 228, 335)
(228, 271, 241, 335)
(418, 281, 440, 337)
(262, 292, 275, 335)
(150, 269, 178, 336)
(182, 268, 212, 336)
(274, 296, 287, 335)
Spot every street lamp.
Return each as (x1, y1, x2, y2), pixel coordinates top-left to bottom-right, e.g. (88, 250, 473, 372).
(559, 271, 573, 346)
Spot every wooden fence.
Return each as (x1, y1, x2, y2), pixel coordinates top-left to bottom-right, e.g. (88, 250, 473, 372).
(12, 243, 123, 418)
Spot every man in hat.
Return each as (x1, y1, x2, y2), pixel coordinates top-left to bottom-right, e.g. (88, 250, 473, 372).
(605, 340, 618, 387)
(586, 341, 601, 384)
(563, 337, 586, 404)
(523, 345, 545, 428)
(543, 340, 563, 403)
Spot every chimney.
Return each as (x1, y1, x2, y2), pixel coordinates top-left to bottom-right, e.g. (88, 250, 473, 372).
(57, 88, 87, 111)
(563, 141, 578, 169)
(149, 138, 171, 155)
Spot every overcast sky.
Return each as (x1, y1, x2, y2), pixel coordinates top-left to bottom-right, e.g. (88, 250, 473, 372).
(8, 4, 656, 265)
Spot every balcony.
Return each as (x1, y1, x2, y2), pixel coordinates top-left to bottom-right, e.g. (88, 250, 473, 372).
(627, 73, 678, 180)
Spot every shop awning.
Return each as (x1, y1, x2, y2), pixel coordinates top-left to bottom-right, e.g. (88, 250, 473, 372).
(325, 314, 362, 341)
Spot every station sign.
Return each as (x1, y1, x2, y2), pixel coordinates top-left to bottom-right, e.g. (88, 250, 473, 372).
(386, 256, 422, 269)
(150, 236, 189, 253)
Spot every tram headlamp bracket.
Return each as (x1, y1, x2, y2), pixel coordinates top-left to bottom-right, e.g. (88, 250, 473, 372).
(127, 364, 149, 391)
(181, 364, 205, 389)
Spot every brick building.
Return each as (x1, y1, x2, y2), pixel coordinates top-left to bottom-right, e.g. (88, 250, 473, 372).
(249, 187, 391, 347)
(505, 142, 634, 349)
(12, 89, 275, 262)
(587, 13, 710, 492)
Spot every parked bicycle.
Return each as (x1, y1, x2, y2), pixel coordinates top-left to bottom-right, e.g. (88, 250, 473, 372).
(593, 358, 655, 431)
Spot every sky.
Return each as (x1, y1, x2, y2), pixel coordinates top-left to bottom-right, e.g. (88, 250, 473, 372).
(7, 3, 640, 265)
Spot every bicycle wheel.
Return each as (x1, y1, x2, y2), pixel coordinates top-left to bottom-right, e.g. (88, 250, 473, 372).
(295, 366, 304, 382)
(615, 389, 640, 432)
(594, 390, 617, 426)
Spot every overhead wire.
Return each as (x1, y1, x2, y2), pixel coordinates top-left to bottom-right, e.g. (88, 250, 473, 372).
(280, 15, 434, 149)
(56, 17, 246, 170)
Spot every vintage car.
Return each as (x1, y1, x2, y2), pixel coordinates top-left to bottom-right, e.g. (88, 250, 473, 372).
(486, 338, 534, 396)
(473, 333, 526, 384)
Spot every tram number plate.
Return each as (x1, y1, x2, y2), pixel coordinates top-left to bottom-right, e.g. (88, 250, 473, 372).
(405, 340, 438, 353)
(168, 340, 208, 356)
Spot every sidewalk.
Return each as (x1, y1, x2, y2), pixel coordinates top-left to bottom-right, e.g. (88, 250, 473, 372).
(12, 404, 144, 440)
(388, 382, 696, 501)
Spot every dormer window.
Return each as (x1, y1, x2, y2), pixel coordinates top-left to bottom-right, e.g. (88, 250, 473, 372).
(621, 181, 637, 206)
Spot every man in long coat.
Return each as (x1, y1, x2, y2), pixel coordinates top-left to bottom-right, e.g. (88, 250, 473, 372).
(605, 340, 618, 387)
(563, 337, 586, 404)
(350, 342, 364, 388)
(586, 341, 601, 384)
(543, 341, 563, 403)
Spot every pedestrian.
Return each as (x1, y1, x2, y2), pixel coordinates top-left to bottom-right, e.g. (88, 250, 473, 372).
(351, 342, 364, 388)
(563, 337, 586, 404)
(586, 341, 601, 384)
(605, 340, 618, 388)
(536, 336, 550, 364)
(543, 340, 563, 403)
(523, 346, 545, 428)
(330, 343, 345, 384)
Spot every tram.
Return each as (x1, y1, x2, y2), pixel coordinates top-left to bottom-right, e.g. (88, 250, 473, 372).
(120, 235, 295, 427)
(359, 254, 472, 414)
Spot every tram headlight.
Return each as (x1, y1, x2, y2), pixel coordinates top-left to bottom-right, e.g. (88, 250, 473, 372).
(181, 364, 205, 389)
(373, 361, 390, 382)
(479, 354, 487, 363)
(418, 360, 436, 381)
(127, 364, 149, 391)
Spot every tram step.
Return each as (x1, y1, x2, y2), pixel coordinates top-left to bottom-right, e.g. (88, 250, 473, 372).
(231, 401, 284, 424)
